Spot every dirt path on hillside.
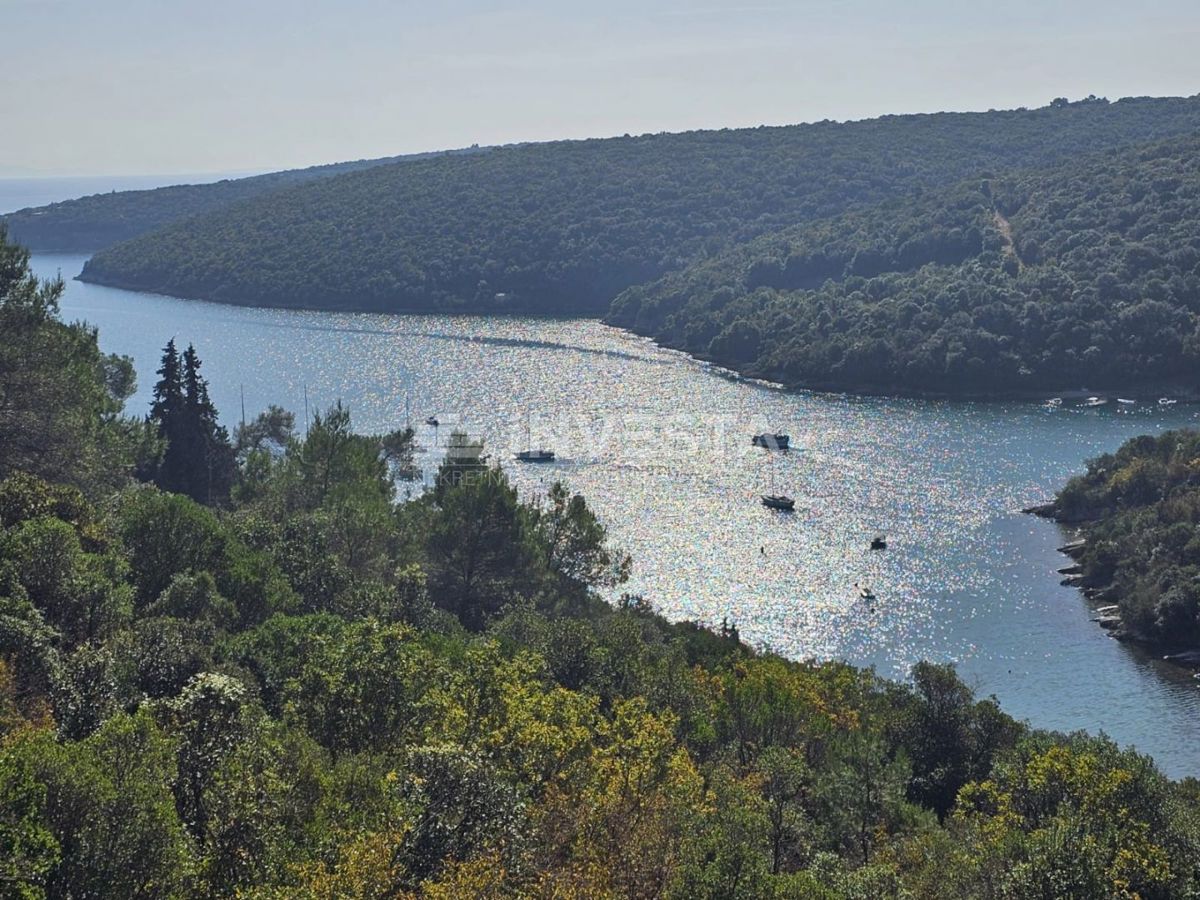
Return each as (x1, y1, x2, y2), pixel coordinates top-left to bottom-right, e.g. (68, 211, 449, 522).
(993, 210, 1022, 270)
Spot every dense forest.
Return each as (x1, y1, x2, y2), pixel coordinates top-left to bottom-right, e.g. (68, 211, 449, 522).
(78, 95, 1200, 329)
(613, 133, 1200, 395)
(1052, 429, 1200, 650)
(1, 149, 487, 252)
(7, 233, 1200, 896)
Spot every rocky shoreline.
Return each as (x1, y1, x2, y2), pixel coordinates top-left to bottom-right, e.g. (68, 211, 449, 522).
(1026, 505, 1200, 674)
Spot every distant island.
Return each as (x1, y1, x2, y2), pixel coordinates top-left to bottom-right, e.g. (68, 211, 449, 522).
(14, 94, 1200, 397)
(1041, 429, 1200, 655)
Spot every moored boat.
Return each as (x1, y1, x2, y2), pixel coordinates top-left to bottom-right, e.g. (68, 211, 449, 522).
(752, 432, 790, 450)
(761, 494, 795, 511)
(515, 448, 556, 463)
(515, 410, 555, 463)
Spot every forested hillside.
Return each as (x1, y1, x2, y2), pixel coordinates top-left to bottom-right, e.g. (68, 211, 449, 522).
(612, 133, 1200, 394)
(6, 230, 1200, 897)
(80, 96, 1200, 323)
(1, 149, 484, 252)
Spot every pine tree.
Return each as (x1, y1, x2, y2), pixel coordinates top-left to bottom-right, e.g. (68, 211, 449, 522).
(147, 341, 234, 504)
(150, 339, 182, 424)
(148, 340, 188, 494)
(181, 344, 234, 505)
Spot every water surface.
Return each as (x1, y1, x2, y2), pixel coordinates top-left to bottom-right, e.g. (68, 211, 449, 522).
(33, 252, 1200, 777)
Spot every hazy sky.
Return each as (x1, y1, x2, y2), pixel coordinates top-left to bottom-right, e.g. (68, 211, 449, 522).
(5, 0, 1198, 176)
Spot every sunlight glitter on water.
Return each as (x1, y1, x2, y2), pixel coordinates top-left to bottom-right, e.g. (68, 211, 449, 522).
(36, 251, 1200, 778)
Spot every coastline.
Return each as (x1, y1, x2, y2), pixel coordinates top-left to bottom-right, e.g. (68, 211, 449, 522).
(1029, 504, 1200, 675)
(75, 268, 1200, 405)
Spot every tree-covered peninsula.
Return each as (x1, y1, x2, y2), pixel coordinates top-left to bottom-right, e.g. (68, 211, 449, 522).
(1049, 429, 1200, 651)
(613, 133, 1200, 395)
(1, 149, 483, 253)
(5, 231, 1200, 896)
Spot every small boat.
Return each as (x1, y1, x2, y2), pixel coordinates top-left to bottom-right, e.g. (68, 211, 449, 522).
(1117, 398, 1136, 406)
(870, 534, 887, 551)
(855, 582, 876, 601)
(515, 448, 555, 463)
(1044, 397, 1062, 408)
(515, 410, 555, 463)
(760, 451, 794, 510)
(1083, 396, 1108, 408)
(752, 432, 790, 450)
(1159, 397, 1178, 406)
(761, 494, 795, 511)
(425, 416, 439, 426)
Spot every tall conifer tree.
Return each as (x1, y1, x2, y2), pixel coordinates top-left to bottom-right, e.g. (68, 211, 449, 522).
(147, 341, 233, 504)
(149, 339, 188, 494)
(182, 344, 234, 504)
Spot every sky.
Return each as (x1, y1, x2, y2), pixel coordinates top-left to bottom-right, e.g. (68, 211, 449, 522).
(4, 0, 1199, 176)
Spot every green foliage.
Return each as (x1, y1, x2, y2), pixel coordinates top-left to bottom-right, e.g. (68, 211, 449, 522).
(2, 150, 449, 251)
(396, 744, 527, 885)
(273, 618, 453, 756)
(114, 487, 295, 626)
(1054, 428, 1200, 647)
(534, 481, 631, 603)
(126, 616, 216, 699)
(888, 661, 1023, 820)
(2, 709, 193, 898)
(426, 468, 538, 629)
(0, 747, 59, 898)
(614, 134, 1200, 394)
(234, 404, 295, 456)
(0, 226, 142, 492)
(1, 516, 132, 647)
(167, 671, 250, 842)
(953, 734, 1195, 899)
(4, 327, 1200, 895)
(146, 340, 236, 504)
(80, 97, 1200, 323)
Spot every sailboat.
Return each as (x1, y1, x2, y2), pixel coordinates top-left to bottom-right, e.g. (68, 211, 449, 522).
(760, 452, 795, 511)
(515, 410, 555, 463)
